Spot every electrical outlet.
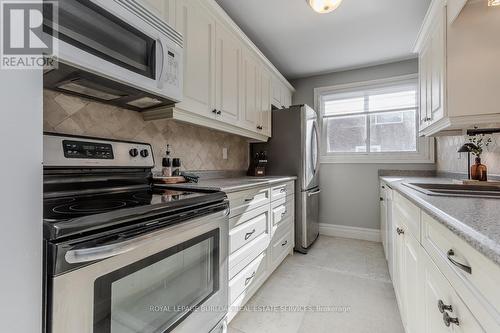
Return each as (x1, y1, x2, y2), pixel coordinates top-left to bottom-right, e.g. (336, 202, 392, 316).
(222, 147, 228, 160)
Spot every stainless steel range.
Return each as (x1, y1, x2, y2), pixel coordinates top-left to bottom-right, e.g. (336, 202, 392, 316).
(43, 133, 228, 333)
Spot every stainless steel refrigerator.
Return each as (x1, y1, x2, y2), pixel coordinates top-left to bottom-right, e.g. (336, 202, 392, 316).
(251, 104, 320, 253)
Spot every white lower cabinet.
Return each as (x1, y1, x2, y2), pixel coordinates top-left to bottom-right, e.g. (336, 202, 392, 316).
(226, 181, 295, 322)
(385, 183, 499, 333)
(420, 250, 484, 333)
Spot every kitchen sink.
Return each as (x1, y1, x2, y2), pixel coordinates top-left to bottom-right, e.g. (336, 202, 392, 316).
(403, 183, 500, 199)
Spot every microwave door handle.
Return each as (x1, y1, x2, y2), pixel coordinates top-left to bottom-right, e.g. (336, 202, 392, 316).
(64, 231, 158, 264)
(156, 38, 165, 89)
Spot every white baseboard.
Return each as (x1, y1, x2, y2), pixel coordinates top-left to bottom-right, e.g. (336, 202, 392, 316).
(319, 223, 381, 243)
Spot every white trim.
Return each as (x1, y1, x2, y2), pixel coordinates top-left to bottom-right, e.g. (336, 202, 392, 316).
(413, 0, 446, 52)
(320, 138, 435, 164)
(204, 0, 295, 92)
(319, 224, 381, 243)
(142, 107, 269, 141)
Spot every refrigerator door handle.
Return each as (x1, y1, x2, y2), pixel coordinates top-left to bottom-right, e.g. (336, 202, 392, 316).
(311, 121, 319, 176)
(307, 189, 321, 197)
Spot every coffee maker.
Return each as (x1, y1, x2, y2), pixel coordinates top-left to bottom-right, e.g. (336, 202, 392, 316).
(247, 151, 268, 176)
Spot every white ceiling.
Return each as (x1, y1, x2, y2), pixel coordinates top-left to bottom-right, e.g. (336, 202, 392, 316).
(215, 0, 431, 79)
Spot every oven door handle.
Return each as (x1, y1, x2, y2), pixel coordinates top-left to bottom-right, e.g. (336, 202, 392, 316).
(65, 207, 231, 264)
(65, 233, 156, 264)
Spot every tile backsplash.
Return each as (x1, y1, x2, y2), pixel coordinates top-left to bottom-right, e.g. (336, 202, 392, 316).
(436, 134, 500, 177)
(43, 90, 249, 171)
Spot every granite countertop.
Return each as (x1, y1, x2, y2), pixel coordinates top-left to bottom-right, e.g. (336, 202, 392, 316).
(160, 176, 297, 193)
(380, 175, 500, 266)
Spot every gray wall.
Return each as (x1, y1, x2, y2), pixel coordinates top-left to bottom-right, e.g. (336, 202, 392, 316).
(0, 70, 43, 330)
(291, 59, 436, 231)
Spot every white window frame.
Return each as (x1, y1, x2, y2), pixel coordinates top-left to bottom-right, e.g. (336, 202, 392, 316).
(314, 74, 435, 164)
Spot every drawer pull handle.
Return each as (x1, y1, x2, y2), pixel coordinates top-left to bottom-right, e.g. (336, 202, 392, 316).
(281, 209, 287, 217)
(442, 311, 459, 327)
(396, 227, 404, 235)
(447, 249, 472, 274)
(280, 188, 286, 193)
(281, 240, 288, 247)
(437, 300, 453, 313)
(244, 198, 254, 202)
(245, 229, 256, 240)
(245, 271, 256, 286)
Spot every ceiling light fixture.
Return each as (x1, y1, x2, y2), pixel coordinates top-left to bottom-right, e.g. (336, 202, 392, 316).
(306, 0, 343, 14)
(489, 0, 500, 6)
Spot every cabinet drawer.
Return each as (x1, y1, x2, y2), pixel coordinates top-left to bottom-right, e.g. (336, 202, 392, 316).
(229, 234, 269, 280)
(229, 209, 268, 254)
(421, 251, 485, 333)
(271, 197, 294, 227)
(228, 187, 270, 218)
(422, 212, 500, 332)
(393, 192, 420, 240)
(270, 223, 293, 270)
(229, 252, 267, 304)
(271, 181, 294, 202)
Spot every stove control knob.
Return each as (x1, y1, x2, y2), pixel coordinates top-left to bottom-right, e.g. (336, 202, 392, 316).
(140, 149, 149, 158)
(129, 148, 139, 157)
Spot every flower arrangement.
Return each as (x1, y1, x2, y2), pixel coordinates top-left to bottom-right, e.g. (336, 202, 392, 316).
(468, 134, 493, 157)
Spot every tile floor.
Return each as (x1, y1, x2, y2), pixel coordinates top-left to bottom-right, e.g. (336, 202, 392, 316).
(228, 236, 404, 333)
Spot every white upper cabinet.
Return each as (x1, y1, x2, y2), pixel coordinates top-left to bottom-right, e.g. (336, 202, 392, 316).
(415, 0, 500, 136)
(142, 0, 294, 141)
(241, 50, 260, 131)
(175, 0, 216, 118)
(260, 67, 272, 136)
(215, 23, 241, 125)
(272, 79, 292, 109)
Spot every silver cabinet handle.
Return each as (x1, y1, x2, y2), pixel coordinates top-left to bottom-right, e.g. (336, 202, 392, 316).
(307, 189, 321, 197)
(281, 209, 287, 217)
(438, 300, 453, 313)
(280, 188, 287, 193)
(447, 249, 472, 274)
(244, 198, 254, 202)
(281, 240, 288, 247)
(443, 311, 459, 327)
(245, 271, 256, 286)
(396, 227, 405, 235)
(245, 229, 256, 240)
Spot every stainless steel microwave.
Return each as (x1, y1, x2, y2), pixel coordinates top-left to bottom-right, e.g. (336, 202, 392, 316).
(43, 0, 183, 111)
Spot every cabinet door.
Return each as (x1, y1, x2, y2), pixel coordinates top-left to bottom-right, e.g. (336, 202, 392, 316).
(430, 11, 445, 123)
(176, 0, 216, 117)
(403, 232, 421, 333)
(421, 252, 485, 333)
(272, 78, 282, 108)
(215, 23, 241, 124)
(241, 50, 260, 131)
(393, 221, 406, 323)
(419, 46, 430, 129)
(281, 85, 291, 108)
(380, 189, 387, 259)
(260, 67, 272, 136)
(421, 253, 454, 333)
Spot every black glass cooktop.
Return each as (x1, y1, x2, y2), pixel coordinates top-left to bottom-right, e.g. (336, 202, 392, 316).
(43, 187, 216, 221)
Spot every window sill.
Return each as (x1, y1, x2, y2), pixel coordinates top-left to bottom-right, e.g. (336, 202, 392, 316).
(321, 139, 435, 164)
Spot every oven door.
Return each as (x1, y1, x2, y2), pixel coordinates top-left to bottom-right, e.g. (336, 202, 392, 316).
(43, 0, 183, 104)
(49, 208, 228, 333)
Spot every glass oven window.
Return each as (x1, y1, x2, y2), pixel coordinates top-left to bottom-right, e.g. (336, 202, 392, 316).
(44, 0, 156, 79)
(94, 230, 219, 333)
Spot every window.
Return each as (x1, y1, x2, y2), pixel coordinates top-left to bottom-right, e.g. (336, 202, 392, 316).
(315, 75, 434, 163)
